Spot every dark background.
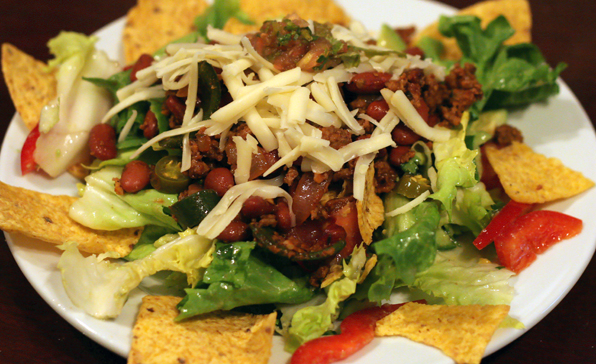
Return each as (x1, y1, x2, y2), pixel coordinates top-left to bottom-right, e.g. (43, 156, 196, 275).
(0, 0, 594, 363)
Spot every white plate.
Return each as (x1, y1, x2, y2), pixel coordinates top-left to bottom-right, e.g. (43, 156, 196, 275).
(2, 0, 596, 363)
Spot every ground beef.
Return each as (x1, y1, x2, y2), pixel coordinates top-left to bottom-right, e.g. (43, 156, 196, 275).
(254, 214, 278, 228)
(493, 124, 524, 147)
(441, 63, 483, 126)
(284, 166, 300, 186)
(321, 126, 353, 149)
(374, 160, 398, 194)
(332, 159, 357, 182)
(187, 133, 224, 179)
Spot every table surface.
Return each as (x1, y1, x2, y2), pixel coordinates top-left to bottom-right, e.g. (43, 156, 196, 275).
(1, 0, 595, 363)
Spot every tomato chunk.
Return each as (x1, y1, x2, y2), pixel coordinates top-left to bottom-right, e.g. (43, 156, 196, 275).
(20, 124, 40, 175)
(473, 200, 534, 250)
(494, 210, 583, 273)
(290, 302, 409, 364)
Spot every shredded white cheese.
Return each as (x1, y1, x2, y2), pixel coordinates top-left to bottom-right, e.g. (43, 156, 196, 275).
(385, 190, 431, 217)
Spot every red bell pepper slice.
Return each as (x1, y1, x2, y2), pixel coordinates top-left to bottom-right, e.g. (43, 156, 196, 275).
(20, 124, 40, 175)
(290, 302, 412, 364)
(473, 200, 533, 250)
(494, 210, 583, 273)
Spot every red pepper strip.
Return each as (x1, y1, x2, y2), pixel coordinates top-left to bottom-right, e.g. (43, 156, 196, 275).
(495, 210, 583, 273)
(20, 123, 40, 175)
(473, 200, 533, 250)
(291, 302, 417, 364)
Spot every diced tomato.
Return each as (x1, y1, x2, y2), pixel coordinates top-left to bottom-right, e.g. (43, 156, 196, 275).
(290, 302, 410, 364)
(328, 199, 362, 260)
(494, 210, 583, 273)
(20, 124, 40, 175)
(473, 200, 534, 250)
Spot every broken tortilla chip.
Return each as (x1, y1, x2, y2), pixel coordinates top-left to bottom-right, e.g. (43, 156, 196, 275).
(1, 43, 56, 131)
(375, 302, 510, 364)
(128, 296, 276, 364)
(484, 141, 594, 203)
(357, 164, 385, 245)
(413, 0, 532, 60)
(122, 0, 209, 64)
(0, 181, 141, 257)
(223, 0, 350, 34)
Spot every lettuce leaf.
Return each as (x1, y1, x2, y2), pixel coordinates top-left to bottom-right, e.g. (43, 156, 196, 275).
(69, 166, 179, 230)
(437, 15, 565, 117)
(58, 230, 214, 319)
(194, 0, 254, 40)
(413, 250, 515, 305)
(176, 242, 314, 320)
(284, 247, 368, 352)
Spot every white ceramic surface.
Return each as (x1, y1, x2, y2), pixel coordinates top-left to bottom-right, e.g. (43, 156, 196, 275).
(2, 1, 595, 363)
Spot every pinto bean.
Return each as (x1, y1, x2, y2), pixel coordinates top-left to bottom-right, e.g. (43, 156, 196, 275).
(217, 220, 250, 242)
(391, 124, 421, 146)
(276, 200, 292, 230)
(366, 99, 389, 121)
(89, 124, 117, 161)
(120, 160, 152, 193)
(204, 167, 235, 197)
(140, 110, 159, 139)
(389, 146, 415, 167)
(165, 95, 186, 121)
(241, 196, 276, 220)
(130, 54, 154, 82)
(346, 72, 392, 94)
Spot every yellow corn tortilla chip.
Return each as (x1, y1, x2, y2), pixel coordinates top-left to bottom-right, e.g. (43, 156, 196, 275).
(484, 141, 594, 203)
(0, 181, 141, 257)
(413, 0, 532, 60)
(375, 302, 510, 364)
(129, 296, 277, 364)
(357, 164, 385, 245)
(1, 43, 56, 131)
(122, 0, 209, 64)
(223, 0, 350, 34)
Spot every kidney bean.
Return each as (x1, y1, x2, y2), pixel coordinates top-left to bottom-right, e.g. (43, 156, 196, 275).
(391, 123, 421, 146)
(389, 146, 415, 167)
(204, 167, 235, 197)
(345, 72, 392, 94)
(324, 222, 347, 244)
(366, 99, 389, 121)
(404, 47, 425, 58)
(276, 200, 292, 230)
(241, 196, 276, 220)
(89, 124, 118, 160)
(120, 160, 152, 193)
(165, 95, 186, 121)
(130, 54, 154, 82)
(217, 220, 250, 242)
(140, 110, 159, 139)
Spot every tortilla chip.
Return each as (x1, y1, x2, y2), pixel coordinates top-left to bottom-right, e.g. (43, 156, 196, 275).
(1, 43, 56, 130)
(122, 0, 209, 64)
(413, 0, 532, 60)
(223, 0, 351, 34)
(0, 181, 141, 257)
(375, 302, 510, 364)
(129, 296, 276, 364)
(484, 141, 594, 203)
(357, 164, 385, 245)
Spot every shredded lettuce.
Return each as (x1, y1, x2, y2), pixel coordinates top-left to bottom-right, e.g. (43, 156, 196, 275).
(58, 230, 214, 319)
(69, 166, 179, 231)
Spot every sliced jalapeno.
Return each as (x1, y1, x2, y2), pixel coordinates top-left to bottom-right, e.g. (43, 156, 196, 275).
(250, 225, 346, 261)
(150, 155, 190, 194)
(198, 61, 221, 120)
(169, 189, 221, 229)
(396, 174, 431, 199)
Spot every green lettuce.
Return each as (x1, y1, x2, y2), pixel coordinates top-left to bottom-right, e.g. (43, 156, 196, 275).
(429, 113, 478, 215)
(284, 247, 368, 352)
(69, 166, 179, 230)
(176, 242, 314, 320)
(448, 183, 495, 236)
(437, 15, 565, 117)
(194, 0, 254, 40)
(413, 250, 515, 305)
(58, 230, 214, 319)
